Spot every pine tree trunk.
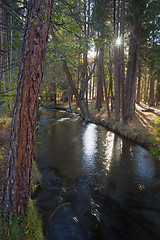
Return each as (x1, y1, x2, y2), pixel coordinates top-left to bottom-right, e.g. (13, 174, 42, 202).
(0, 2, 4, 96)
(124, 15, 141, 123)
(155, 77, 160, 104)
(1, 0, 54, 216)
(114, 0, 120, 121)
(120, 0, 125, 124)
(108, 49, 114, 112)
(144, 70, 147, 103)
(67, 88, 71, 112)
(136, 64, 141, 104)
(89, 79, 92, 100)
(96, 46, 103, 111)
(149, 76, 155, 106)
(53, 82, 57, 108)
(103, 75, 110, 118)
(92, 76, 95, 99)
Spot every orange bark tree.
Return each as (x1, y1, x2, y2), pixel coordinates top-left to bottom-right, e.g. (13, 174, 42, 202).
(1, 0, 54, 216)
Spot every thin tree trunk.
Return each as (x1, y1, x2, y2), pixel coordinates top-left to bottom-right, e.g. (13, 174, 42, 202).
(67, 83, 71, 111)
(114, 0, 120, 121)
(155, 76, 160, 104)
(136, 64, 141, 104)
(1, 0, 53, 216)
(0, 2, 4, 97)
(10, 16, 13, 82)
(120, 0, 125, 123)
(76, 53, 81, 110)
(92, 76, 95, 99)
(149, 75, 155, 106)
(144, 70, 148, 103)
(89, 79, 92, 100)
(103, 75, 110, 118)
(53, 82, 56, 107)
(96, 46, 103, 111)
(108, 49, 114, 111)
(86, 82, 88, 106)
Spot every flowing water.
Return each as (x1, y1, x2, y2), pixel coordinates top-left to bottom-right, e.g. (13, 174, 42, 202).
(36, 109, 160, 240)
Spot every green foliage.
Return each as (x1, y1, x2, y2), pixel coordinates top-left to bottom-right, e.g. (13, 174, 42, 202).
(0, 199, 44, 240)
(148, 118, 160, 160)
(150, 146, 160, 160)
(149, 137, 160, 144)
(129, 124, 140, 133)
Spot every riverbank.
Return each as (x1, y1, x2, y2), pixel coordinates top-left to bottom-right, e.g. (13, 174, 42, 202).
(44, 100, 160, 160)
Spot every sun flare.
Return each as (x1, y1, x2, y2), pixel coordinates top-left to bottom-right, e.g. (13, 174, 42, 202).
(115, 37, 122, 46)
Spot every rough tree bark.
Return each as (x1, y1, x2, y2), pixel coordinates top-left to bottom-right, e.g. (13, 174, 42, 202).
(52, 82, 57, 107)
(149, 75, 155, 106)
(136, 64, 141, 104)
(95, 46, 103, 111)
(100, 46, 110, 117)
(120, 0, 125, 123)
(144, 69, 148, 103)
(114, 0, 120, 121)
(1, 0, 54, 216)
(155, 75, 160, 104)
(108, 49, 114, 112)
(124, 3, 142, 123)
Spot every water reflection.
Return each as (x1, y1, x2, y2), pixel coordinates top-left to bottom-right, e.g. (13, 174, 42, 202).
(102, 133, 123, 174)
(102, 132, 114, 173)
(133, 146, 156, 186)
(36, 110, 160, 240)
(82, 123, 98, 168)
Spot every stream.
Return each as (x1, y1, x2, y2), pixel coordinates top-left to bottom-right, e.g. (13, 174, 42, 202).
(35, 109, 160, 240)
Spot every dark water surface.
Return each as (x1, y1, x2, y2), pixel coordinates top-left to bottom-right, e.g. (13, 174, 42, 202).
(36, 109, 160, 240)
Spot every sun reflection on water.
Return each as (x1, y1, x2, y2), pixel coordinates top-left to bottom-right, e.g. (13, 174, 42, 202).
(102, 132, 115, 173)
(82, 123, 98, 167)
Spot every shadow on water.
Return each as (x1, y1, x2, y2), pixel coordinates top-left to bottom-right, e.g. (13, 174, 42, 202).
(35, 108, 160, 240)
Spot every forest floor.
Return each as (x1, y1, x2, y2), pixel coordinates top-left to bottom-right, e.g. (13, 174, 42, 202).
(0, 101, 160, 204)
